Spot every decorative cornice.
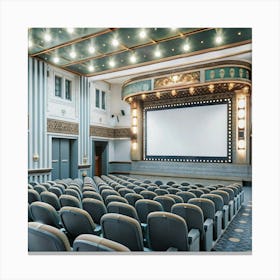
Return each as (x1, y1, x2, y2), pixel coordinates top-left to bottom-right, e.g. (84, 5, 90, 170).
(28, 168, 52, 174)
(47, 119, 79, 135)
(78, 164, 91, 169)
(90, 126, 131, 138)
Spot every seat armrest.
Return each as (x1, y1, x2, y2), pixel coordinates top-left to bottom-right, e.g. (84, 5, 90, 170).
(204, 218, 213, 231)
(94, 225, 102, 235)
(188, 229, 200, 244)
(215, 211, 223, 221)
(167, 247, 178, 252)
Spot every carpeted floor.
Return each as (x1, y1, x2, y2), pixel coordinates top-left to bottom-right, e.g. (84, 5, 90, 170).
(213, 187, 252, 252)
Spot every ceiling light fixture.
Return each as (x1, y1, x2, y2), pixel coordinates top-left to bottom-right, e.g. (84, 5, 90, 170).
(66, 28, 75, 34)
(155, 50, 161, 58)
(139, 30, 146, 38)
(109, 60, 115, 67)
(53, 56, 60, 63)
(215, 35, 223, 44)
(44, 33, 52, 42)
(183, 43, 190, 51)
(69, 51, 77, 59)
(130, 54, 137, 63)
(112, 39, 119, 47)
(88, 65, 95, 71)
(88, 46, 95, 54)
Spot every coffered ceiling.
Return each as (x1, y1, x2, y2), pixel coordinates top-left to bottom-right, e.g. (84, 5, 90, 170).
(28, 28, 251, 78)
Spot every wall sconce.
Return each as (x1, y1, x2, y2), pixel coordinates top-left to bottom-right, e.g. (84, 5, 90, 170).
(237, 96, 246, 150)
(132, 109, 137, 117)
(128, 97, 133, 102)
(132, 126, 138, 134)
(142, 94, 146, 100)
(238, 139, 246, 150)
(156, 91, 161, 98)
(33, 153, 39, 162)
(171, 89, 177, 96)
(132, 141, 137, 150)
(132, 116, 137, 126)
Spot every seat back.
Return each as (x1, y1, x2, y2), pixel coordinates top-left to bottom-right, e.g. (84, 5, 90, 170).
(133, 186, 146, 194)
(73, 234, 130, 252)
(181, 182, 191, 186)
(101, 213, 144, 251)
(33, 185, 47, 194)
(82, 198, 107, 224)
(167, 187, 180, 194)
(154, 189, 168, 196)
(201, 194, 224, 211)
(101, 189, 120, 201)
(165, 194, 184, 204)
(159, 185, 170, 190)
(59, 194, 82, 208)
(219, 187, 235, 200)
(188, 198, 215, 220)
(171, 203, 204, 233)
(176, 191, 196, 202)
(28, 189, 40, 204)
(60, 206, 96, 240)
(178, 186, 191, 192)
(83, 191, 103, 201)
(166, 181, 176, 186)
(139, 190, 157, 200)
(28, 222, 71, 251)
(107, 201, 139, 221)
(30, 201, 60, 228)
(118, 188, 135, 197)
(65, 189, 81, 201)
(153, 196, 175, 212)
(40, 191, 61, 211)
(105, 195, 128, 206)
(211, 190, 230, 205)
(124, 193, 144, 206)
(68, 185, 82, 196)
(49, 186, 63, 198)
(188, 189, 204, 197)
(147, 211, 188, 251)
(154, 180, 163, 186)
(199, 188, 211, 194)
(147, 186, 159, 192)
(135, 199, 163, 223)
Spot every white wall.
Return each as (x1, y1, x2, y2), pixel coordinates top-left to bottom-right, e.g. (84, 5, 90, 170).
(114, 139, 131, 161)
(108, 139, 131, 162)
(110, 84, 131, 127)
(46, 65, 79, 122)
(90, 81, 112, 126)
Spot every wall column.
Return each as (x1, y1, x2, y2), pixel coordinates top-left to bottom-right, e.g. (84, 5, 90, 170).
(78, 76, 91, 178)
(28, 57, 49, 182)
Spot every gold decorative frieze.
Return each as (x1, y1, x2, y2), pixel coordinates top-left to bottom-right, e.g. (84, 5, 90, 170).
(114, 128, 131, 138)
(90, 126, 114, 138)
(90, 126, 131, 138)
(154, 71, 200, 89)
(47, 119, 79, 135)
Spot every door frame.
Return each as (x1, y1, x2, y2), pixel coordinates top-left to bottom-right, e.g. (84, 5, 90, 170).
(92, 139, 109, 176)
(48, 134, 78, 180)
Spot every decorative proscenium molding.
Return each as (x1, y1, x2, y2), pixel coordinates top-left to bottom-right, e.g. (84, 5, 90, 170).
(154, 71, 200, 89)
(90, 126, 131, 138)
(47, 119, 79, 135)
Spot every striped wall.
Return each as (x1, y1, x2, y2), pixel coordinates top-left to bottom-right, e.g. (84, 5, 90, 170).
(28, 57, 49, 182)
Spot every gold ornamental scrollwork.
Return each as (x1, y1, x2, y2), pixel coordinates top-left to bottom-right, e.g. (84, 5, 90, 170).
(154, 71, 200, 89)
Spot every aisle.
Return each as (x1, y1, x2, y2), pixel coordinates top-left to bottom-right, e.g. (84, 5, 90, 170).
(213, 187, 252, 252)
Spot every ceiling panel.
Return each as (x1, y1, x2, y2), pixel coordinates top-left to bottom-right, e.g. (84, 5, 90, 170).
(28, 27, 252, 77)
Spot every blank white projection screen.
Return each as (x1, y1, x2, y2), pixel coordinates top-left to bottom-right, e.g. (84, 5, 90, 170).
(146, 104, 228, 157)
